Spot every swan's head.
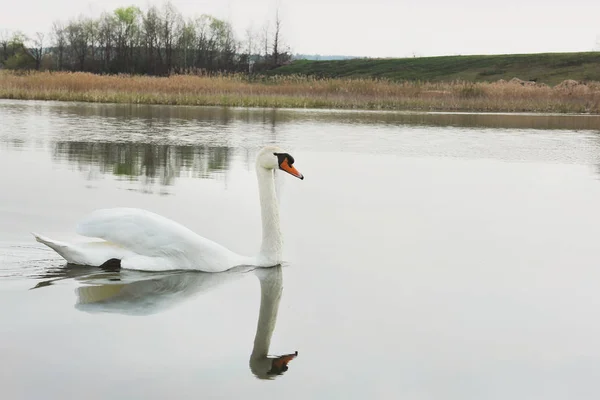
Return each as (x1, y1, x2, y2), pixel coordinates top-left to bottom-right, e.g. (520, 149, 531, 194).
(250, 351, 298, 379)
(256, 146, 304, 180)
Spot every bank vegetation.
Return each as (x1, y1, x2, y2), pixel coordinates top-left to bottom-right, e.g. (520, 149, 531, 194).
(2, 71, 599, 113)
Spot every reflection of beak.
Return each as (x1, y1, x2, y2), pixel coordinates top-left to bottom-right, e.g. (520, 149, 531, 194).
(279, 159, 304, 180)
(269, 351, 298, 374)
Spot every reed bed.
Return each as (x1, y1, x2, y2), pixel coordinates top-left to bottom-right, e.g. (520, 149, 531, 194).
(1, 70, 599, 113)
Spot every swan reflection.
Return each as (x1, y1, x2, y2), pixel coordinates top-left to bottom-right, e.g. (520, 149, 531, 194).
(32, 264, 297, 379)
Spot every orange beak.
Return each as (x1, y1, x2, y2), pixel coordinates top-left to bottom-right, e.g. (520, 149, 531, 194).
(279, 159, 304, 180)
(272, 351, 298, 370)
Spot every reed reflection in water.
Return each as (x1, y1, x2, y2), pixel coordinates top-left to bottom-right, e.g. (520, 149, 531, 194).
(16, 101, 600, 131)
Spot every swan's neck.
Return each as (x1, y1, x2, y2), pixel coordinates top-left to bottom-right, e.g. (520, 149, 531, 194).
(252, 269, 283, 358)
(256, 166, 282, 265)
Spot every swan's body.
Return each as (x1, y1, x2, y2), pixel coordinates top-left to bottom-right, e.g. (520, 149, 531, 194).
(34, 208, 251, 272)
(33, 146, 304, 272)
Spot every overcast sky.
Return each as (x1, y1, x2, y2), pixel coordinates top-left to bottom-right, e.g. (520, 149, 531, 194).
(2, 0, 600, 58)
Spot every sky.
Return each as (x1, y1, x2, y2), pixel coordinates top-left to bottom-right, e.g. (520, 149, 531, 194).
(1, 0, 600, 58)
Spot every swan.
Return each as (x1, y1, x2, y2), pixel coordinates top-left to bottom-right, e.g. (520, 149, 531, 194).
(31, 146, 304, 272)
(32, 264, 298, 378)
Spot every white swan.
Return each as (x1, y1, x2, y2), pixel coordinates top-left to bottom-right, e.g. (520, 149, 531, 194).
(32, 146, 304, 272)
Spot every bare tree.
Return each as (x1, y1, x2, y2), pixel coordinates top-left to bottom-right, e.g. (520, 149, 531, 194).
(97, 13, 115, 71)
(218, 20, 237, 70)
(27, 32, 45, 69)
(272, 8, 281, 66)
(66, 18, 90, 70)
(51, 22, 66, 70)
(0, 30, 10, 62)
(245, 26, 256, 56)
(260, 21, 270, 62)
(193, 15, 211, 70)
(143, 6, 162, 73)
(84, 19, 99, 70)
(269, 6, 291, 67)
(160, 2, 183, 74)
(244, 26, 257, 72)
(177, 19, 195, 70)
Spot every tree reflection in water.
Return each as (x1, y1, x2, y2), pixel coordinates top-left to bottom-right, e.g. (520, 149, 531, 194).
(52, 142, 235, 192)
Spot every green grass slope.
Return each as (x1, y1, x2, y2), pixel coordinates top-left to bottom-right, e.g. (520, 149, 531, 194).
(271, 52, 600, 85)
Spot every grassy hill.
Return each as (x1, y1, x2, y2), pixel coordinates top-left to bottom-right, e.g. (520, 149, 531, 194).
(269, 52, 600, 85)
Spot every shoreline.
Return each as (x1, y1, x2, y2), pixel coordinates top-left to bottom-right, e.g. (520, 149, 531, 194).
(4, 97, 600, 118)
(2, 71, 600, 114)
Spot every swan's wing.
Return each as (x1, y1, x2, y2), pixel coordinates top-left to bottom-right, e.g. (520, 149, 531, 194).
(75, 208, 245, 271)
(76, 208, 197, 255)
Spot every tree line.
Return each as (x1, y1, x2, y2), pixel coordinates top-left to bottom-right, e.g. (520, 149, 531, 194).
(0, 2, 291, 75)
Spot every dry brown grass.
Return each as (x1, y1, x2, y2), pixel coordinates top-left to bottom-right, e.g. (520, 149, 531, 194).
(1, 70, 600, 113)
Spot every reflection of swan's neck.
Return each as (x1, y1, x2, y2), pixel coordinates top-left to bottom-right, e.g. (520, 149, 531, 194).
(256, 165, 282, 265)
(251, 268, 283, 358)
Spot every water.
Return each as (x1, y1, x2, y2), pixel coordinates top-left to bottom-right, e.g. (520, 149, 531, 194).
(2, 100, 600, 399)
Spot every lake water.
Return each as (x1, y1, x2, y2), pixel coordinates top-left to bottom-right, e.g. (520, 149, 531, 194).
(2, 100, 600, 399)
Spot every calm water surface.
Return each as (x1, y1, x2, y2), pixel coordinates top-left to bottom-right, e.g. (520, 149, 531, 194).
(2, 100, 600, 399)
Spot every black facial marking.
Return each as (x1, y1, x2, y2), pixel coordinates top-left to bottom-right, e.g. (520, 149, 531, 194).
(267, 364, 289, 375)
(273, 152, 294, 166)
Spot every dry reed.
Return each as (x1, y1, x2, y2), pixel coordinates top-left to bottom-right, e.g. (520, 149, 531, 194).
(1, 70, 599, 113)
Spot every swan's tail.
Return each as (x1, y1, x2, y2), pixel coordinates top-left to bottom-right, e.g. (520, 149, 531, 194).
(32, 232, 80, 263)
(32, 232, 105, 266)
(33, 232, 69, 254)
(32, 232, 133, 267)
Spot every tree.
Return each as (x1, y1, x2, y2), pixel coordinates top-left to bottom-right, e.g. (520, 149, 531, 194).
(97, 12, 115, 72)
(3, 1, 290, 74)
(52, 22, 67, 70)
(270, 7, 291, 67)
(113, 6, 141, 72)
(143, 6, 162, 74)
(160, 2, 183, 74)
(84, 19, 99, 71)
(3, 32, 35, 69)
(65, 18, 89, 70)
(272, 9, 281, 66)
(0, 30, 10, 62)
(27, 32, 45, 70)
(244, 25, 258, 73)
(177, 20, 195, 70)
(261, 21, 270, 61)
(9, 32, 27, 57)
(211, 18, 237, 70)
